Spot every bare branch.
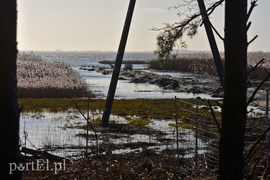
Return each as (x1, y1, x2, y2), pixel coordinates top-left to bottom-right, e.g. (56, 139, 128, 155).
(72, 100, 99, 151)
(210, 21, 224, 40)
(247, 0, 258, 22)
(152, 0, 225, 31)
(207, 100, 221, 133)
(244, 125, 270, 163)
(247, 72, 270, 105)
(246, 58, 265, 77)
(248, 35, 258, 45)
(206, 0, 224, 17)
(246, 21, 252, 31)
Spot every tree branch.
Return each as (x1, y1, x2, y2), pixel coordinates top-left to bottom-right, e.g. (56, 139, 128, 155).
(152, 0, 225, 31)
(247, 0, 258, 22)
(72, 100, 99, 151)
(246, 21, 252, 31)
(248, 35, 258, 45)
(210, 21, 224, 41)
(244, 125, 270, 163)
(247, 72, 270, 106)
(206, 0, 225, 17)
(246, 58, 265, 77)
(207, 100, 221, 133)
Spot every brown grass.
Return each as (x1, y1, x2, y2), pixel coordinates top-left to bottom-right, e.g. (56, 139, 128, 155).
(149, 52, 270, 80)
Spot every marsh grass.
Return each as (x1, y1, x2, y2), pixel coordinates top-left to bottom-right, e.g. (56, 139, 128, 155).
(19, 98, 211, 119)
(149, 57, 219, 75)
(149, 52, 270, 80)
(17, 53, 91, 98)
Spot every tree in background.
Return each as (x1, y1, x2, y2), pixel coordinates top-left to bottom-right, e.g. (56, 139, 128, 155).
(0, 0, 21, 179)
(154, 24, 188, 67)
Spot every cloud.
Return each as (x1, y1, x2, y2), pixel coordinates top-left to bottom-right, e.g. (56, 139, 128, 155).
(143, 7, 166, 14)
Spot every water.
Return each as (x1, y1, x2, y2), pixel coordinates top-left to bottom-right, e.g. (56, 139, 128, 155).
(30, 51, 218, 99)
(20, 111, 206, 157)
(79, 68, 215, 99)
(20, 112, 86, 157)
(33, 51, 154, 68)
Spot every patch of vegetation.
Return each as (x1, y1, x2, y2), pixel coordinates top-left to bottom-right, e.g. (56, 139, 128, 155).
(91, 117, 101, 124)
(17, 52, 92, 98)
(18, 98, 213, 120)
(149, 52, 270, 80)
(127, 117, 150, 127)
(169, 122, 193, 129)
(149, 57, 219, 76)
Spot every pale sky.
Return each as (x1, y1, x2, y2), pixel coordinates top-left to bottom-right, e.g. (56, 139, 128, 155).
(18, 0, 270, 52)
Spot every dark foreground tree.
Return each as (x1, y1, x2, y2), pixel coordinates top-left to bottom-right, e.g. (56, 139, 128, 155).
(0, 0, 21, 179)
(154, 0, 253, 178)
(218, 0, 247, 179)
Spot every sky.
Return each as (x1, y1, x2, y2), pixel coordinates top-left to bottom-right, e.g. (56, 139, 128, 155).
(18, 0, 270, 52)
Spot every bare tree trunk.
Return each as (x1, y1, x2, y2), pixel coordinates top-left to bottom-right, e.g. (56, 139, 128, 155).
(197, 0, 224, 88)
(0, 0, 21, 179)
(218, 0, 247, 179)
(102, 0, 136, 126)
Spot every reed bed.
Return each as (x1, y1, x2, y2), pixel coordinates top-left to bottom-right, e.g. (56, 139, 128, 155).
(17, 53, 90, 98)
(149, 51, 270, 80)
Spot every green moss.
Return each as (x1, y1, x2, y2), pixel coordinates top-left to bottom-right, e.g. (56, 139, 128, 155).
(127, 117, 150, 127)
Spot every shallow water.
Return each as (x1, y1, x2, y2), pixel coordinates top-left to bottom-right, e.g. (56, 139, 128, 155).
(20, 112, 85, 157)
(20, 111, 206, 157)
(79, 68, 217, 99)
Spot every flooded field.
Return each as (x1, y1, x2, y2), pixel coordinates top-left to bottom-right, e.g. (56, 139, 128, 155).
(20, 111, 206, 158)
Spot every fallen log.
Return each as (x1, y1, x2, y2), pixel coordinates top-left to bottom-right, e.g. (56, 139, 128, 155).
(21, 147, 67, 162)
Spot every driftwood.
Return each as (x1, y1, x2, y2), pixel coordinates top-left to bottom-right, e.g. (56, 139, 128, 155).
(21, 147, 67, 162)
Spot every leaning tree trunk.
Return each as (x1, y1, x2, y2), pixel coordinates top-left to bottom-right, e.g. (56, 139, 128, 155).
(218, 0, 247, 179)
(0, 0, 21, 179)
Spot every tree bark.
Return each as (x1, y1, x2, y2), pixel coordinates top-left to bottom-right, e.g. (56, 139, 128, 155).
(0, 0, 21, 179)
(218, 0, 247, 179)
